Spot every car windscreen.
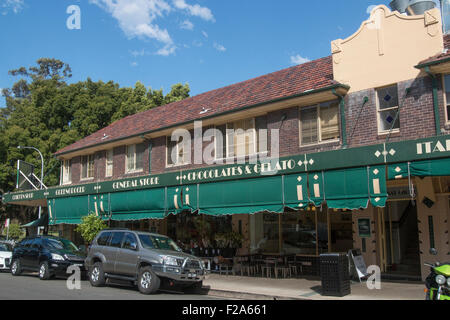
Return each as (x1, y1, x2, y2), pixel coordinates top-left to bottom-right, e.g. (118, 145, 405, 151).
(0, 243, 11, 252)
(43, 238, 79, 253)
(138, 235, 181, 252)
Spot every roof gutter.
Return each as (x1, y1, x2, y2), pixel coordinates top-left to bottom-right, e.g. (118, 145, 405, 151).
(415, 56, 450, 69)
(55, 83, 350, 157)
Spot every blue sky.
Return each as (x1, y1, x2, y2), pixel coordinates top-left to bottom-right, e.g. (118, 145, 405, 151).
(0, 0, 440, 108)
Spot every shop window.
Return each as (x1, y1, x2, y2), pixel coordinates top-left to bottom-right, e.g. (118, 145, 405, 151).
(443, 74, 450, 123)
(166, 136, 188, 167)
(226, 118, 256, 158)
(61, 159, 71, 185)
(299, 100, 340, 146)
(126, 143, 145, 173)
(81, 155, 94, 180)
(105, 149, 113, 177)
(281, 211, 317, 255)
(376, 84, 400, 133)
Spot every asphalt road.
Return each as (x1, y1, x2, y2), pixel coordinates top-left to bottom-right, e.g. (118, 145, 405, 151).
(0, 271, 223, 300)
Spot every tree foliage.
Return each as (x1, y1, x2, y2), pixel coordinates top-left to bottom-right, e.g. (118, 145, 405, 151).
(0, 58, 190, 223)
(75, 214, 108, 244)
(2, 223, 24, 240)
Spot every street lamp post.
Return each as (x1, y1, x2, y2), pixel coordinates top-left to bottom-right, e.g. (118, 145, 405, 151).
(17, 146, 44, 235)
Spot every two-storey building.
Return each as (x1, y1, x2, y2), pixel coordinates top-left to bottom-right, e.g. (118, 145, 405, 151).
(4, 5, 450, 281)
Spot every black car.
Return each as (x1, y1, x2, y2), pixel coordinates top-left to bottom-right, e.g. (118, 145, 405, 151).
(10, 236, 86, 280)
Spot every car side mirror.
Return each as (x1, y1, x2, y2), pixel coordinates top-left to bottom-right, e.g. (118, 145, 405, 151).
(429, 248, 438, 256)
(129, 243, 137, 251)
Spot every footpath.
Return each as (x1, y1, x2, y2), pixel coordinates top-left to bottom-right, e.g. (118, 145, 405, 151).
(202, 274, 424, 300)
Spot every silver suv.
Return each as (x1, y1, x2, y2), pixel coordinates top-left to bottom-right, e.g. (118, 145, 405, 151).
(85, 229, 206, 294)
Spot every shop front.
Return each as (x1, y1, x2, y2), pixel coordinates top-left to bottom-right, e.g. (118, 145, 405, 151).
(3, 135, 450, 280)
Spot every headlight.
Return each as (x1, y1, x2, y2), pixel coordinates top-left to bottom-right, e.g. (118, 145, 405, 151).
(51, 253, 65, 261)
(163, 256, 181, 266)
(435, 275, 446, 285)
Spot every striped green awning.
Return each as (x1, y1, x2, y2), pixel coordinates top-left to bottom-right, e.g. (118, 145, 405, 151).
(48, 165, 390, 224)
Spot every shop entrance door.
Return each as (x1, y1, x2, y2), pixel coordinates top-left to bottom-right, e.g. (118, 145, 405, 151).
(379, 201, 421, 280)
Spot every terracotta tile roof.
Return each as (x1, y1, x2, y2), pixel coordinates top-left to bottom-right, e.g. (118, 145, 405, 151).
(417, 34, 450, 67)
(56, 56, 339, 156)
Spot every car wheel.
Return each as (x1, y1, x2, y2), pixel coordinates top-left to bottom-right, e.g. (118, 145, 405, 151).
(89, 262, 106, 287)
(39, 261, 51, 280)
(137, 266, 160, 295)
(10, 259, 22, 276)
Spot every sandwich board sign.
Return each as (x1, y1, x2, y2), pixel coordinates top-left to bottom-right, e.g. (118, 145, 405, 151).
(348, 249, 369, 282)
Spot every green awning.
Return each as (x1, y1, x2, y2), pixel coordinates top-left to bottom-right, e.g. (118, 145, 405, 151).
(308, 172, 325, 207)
(197, 175, 284, 215)
(22, 214, 48, 227)
(48, 195, 89, 225)
(283, 173, 309, 210)
(166, 185, 198, 215)
(388, 158, 450, 180)
(321, 166, 387, 210)
(109, 188, 165, 221)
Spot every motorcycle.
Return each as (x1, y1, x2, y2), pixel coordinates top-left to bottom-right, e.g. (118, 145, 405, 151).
(424, 248, 450, 300)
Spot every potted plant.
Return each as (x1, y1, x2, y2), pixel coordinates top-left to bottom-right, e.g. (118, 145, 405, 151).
(225, 232, 243, 257)
(214, 233, 227, 256)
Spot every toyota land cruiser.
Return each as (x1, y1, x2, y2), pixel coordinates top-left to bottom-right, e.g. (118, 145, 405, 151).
(85, 229, 206, 294)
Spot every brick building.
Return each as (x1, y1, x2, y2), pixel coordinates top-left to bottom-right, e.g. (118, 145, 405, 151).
(4, 5, 450, 281)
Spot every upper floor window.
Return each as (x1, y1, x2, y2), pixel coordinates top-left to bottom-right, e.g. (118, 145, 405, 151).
(105, 149, 113, 177)
(126, 143, 145, 173)
(61, 159, 71, 185)
(167, 137, 188, 167)
(299, 101, 340, 145)
(81, 155, 94, 180)
(443, 75, 450, 123)
(376, 84, 400, 133)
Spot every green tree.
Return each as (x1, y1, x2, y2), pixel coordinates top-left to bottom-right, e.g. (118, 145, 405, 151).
(2, 223, 24, 240)
(75, 214, 108, 245)
(0, 58, 190, 224)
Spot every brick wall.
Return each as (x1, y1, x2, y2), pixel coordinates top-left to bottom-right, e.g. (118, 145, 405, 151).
(65, 76, 444, 184)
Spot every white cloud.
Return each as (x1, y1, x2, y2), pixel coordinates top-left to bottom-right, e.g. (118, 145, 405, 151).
(90, 0, 215, 56)
(1, 0, 24, 14)
(156, 44, 177, 56)
(290, 54, 310, 65)
(180, 19, 194, 30)
(213, 42, 226, 52)
(130, 61, 139, 67)
(130, 49, 146, 57)
(90, 0, 175, 54)
(173, 0, 215, 22)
